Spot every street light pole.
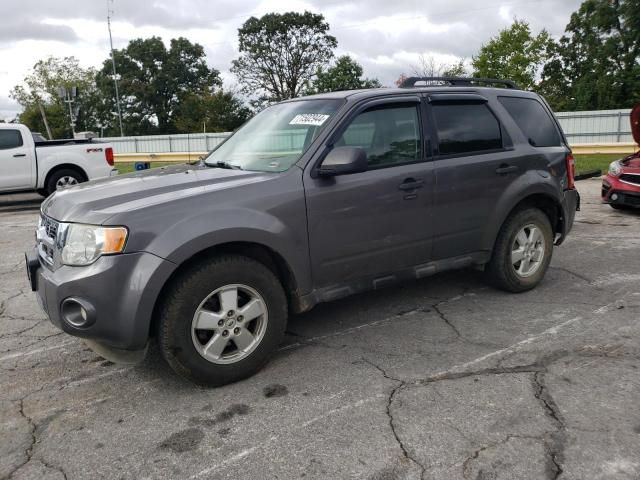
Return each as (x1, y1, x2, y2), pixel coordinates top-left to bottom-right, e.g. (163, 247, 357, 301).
(107, 0, 124, 137)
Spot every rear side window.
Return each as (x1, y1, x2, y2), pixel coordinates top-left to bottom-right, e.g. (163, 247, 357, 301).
(0, 129, 23, 150)
(498, 96, 561, 147)
(432, 103, 502, 155)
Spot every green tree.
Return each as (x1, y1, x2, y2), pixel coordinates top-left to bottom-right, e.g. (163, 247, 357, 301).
(10, 56, 100, 138)
(310, 56, 381, 93)
(231, 11, 337, 106)
(96, 37, 221, 135)
(539, 0, 640, 111)
(472, 20, 552, 90)
(174, 90, 252, 133)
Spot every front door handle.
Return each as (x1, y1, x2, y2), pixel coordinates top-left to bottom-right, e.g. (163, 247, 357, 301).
(495, 164, 518, 175)
(13, 153, 26, 158)
(398, 178, 424, 191)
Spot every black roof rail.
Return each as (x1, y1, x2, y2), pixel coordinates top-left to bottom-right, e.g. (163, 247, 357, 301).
(399, 76, 520, 90)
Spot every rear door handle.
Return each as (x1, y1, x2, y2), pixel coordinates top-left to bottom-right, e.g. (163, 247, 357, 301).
(398, 178, 424, 191)
(13, 153, 26, 158)
(495, 164, 518, 175)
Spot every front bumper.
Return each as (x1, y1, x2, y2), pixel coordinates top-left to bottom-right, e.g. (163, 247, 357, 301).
(602, 176, 640, 208)
(26, 247, 175, 350)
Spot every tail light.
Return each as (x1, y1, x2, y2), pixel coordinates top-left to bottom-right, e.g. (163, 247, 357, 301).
(565, 153, 576, 189)
(105, 147, 114, 167)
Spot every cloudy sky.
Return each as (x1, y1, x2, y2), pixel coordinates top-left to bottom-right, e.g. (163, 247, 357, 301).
(0, 0, 583, 120)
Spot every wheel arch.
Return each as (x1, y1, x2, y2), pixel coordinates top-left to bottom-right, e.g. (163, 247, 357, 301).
(487, 192, 564, 253)
(149, 241, 302, 338)
(43, 164, 88, 190)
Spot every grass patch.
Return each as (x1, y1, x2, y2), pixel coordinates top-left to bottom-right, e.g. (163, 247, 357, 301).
(574, 154, 621, 175)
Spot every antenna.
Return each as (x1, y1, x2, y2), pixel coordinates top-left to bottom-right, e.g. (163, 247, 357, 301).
(107, 0, 125, 137)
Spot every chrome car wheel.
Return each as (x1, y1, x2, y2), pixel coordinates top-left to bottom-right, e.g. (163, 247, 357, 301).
(511, 224, 545, 278)
(55, 176, 79, 189)
(191, 284, 268, 365)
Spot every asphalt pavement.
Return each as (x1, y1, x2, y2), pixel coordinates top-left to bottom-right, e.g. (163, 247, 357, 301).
(1, 179, 639, 480)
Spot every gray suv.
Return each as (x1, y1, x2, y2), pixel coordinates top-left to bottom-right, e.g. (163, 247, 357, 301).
(26, 77, 579, 386)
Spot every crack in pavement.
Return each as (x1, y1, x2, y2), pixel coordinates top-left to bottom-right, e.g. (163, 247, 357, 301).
(533, 372, 566, 480)
(41, 459, 69, 480)
(549, 266, 595, 285)
(361, 358, 427, 479)
(432, 302, 462, 338)
(9, 397, 37, 479)
(461, 433, 545, 479)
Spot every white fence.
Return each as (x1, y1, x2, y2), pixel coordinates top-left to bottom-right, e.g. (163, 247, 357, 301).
(555, 109, 633, 143)
(103, 109, 635, 154)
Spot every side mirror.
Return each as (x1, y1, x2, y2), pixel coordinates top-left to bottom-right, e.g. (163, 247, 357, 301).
(318, 147, 368, 177)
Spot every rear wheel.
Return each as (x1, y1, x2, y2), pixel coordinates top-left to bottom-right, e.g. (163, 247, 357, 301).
(485, 208, 553, 292)
(157, 255, 287, 386)
(46, 168, 84, 195)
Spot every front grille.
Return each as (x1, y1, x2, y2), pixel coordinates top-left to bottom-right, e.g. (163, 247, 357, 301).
(620, 173, 640, 186)
(37, 215, 59, 266)
(42, 215, 59, 239)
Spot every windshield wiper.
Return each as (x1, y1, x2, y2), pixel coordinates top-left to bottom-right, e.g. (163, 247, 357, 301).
(212, 160, 243, 170)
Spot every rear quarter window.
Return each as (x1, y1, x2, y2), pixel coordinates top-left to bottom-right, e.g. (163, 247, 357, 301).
(0, 129, 23, 150)
(498, 96, 561, 147)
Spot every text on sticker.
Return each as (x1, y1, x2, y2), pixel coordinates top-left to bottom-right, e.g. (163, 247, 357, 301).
(289, 114, 330, 126)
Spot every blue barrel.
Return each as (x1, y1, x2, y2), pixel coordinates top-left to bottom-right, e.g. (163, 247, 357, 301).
(134, 162, 151, 171)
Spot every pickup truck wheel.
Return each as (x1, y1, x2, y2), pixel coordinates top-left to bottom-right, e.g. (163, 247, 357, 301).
(157, 255, 287, 386)
(46, 169, 83, 195)
(485, 208, 553, 293)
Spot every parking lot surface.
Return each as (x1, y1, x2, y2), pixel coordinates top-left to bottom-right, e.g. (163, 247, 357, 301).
(1, 179, 639, 480)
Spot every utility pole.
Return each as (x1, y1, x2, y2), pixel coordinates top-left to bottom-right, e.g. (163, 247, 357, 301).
(57, 87, 77, 138)
(37, 101, 53, 140)
(107, 0, 124, 137)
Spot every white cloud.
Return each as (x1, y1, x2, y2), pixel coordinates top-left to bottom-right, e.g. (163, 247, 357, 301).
(0, 0, 583, 120)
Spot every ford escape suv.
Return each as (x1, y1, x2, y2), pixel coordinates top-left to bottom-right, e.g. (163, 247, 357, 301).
(26, 77, 579, 386)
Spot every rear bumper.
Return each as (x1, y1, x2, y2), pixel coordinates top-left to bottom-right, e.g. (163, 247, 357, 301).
(27, 247, 175, 350)
(556, 188, 579, 245)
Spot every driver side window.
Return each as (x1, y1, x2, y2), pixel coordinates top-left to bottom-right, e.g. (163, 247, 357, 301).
(336, 104, 422, 168)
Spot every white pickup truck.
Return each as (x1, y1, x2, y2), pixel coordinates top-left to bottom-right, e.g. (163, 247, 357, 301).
(0, 124, 117, 196)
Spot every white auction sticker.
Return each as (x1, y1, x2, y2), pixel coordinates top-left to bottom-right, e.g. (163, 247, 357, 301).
(289, 114, 330, 126)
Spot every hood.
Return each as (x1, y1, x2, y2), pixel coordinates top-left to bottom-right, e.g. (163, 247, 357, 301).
(41, 164, 274, 224)
(632, 103, 640, 145)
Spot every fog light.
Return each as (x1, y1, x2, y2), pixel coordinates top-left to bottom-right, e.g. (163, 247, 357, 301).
(611, 193, 619, 201)
(61, 297, 96, 328)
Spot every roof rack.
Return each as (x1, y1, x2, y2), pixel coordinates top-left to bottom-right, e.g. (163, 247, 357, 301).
(399, 77, 520, 90)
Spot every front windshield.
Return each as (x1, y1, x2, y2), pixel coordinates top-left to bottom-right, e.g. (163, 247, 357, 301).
(205, 99, 343, 172)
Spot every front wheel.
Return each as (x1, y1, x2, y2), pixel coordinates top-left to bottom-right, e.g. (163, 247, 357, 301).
(157, 255, 287, 386)
(485, 208, 553, 293)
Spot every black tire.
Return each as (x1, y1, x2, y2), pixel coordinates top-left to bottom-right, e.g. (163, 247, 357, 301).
(46, 168, 84, 196)
(157, 255, 287, 386)
(36, 189, 49, 197)
(485, 208, 553, 293)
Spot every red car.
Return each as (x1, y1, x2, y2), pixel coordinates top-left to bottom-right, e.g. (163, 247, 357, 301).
(602, 103, 640, 210)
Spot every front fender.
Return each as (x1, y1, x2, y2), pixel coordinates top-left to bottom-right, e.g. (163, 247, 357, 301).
(129, 206, 311, 294)
(481, 171, 563, 252)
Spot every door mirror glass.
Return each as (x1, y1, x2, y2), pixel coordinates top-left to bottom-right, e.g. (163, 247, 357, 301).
(318, 146, 368, 176)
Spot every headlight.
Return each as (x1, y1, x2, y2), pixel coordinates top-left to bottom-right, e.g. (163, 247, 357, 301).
(608, 161, 622, 176)
(60, 224, 128, 266)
